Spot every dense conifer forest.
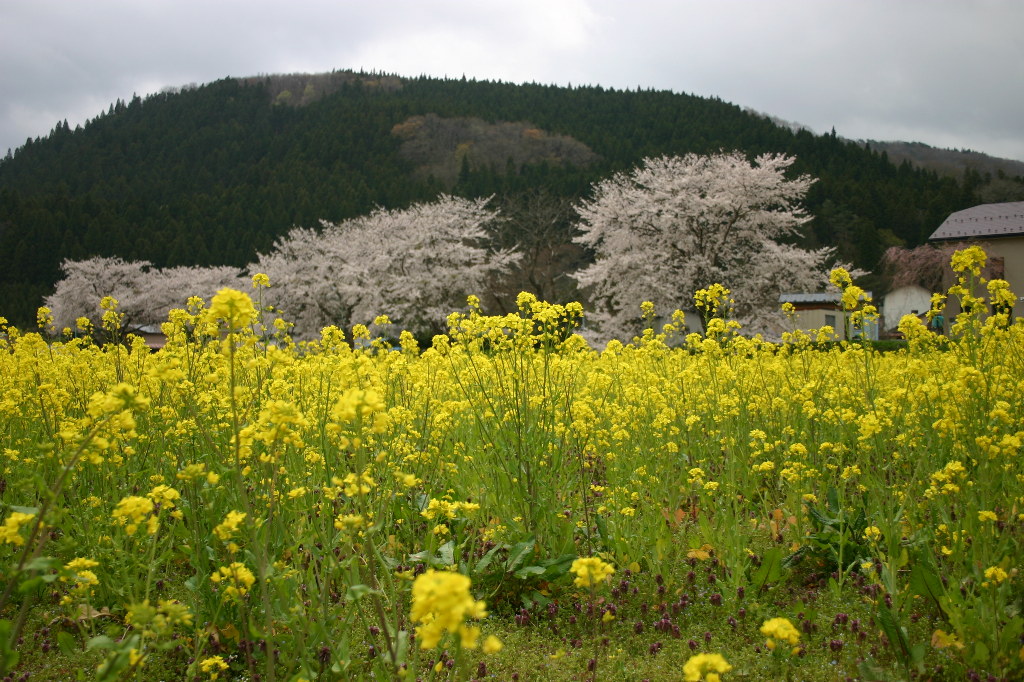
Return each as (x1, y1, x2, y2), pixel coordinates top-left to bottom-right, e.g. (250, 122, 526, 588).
(0, 70, 1011, 325)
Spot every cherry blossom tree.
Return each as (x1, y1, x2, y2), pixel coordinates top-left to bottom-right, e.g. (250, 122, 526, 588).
(255, 195, 519, 339)
(45, 196, 517, 342)
(45, 257, 246, 332)
(572, 152, 842, 340)
(881, 244, 958, 292)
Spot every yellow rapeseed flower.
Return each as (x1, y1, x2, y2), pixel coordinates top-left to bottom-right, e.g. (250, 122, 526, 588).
(482, 635, 503, 654)
(950, 245, 986, 277)
(210, 562, 256, 602)
(683, 652, 733, 681)
(213, 510, 247, 541)
(200, 655, 230, 680)
(207, 288, 257, 330)
(112, 496, 154, 536)
(863, 526, 882, 542)
(0, 511, 35, 546)
(570, 556, 615, 588)
(410, 569, 487, 650)
(761, 617, 800, 648)
(983, 566, 1009, 587)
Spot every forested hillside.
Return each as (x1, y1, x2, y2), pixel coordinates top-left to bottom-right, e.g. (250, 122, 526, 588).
(0, 70, 996, 324)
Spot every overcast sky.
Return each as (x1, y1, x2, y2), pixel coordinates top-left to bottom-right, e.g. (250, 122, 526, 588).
(2, 0, 1022, 161)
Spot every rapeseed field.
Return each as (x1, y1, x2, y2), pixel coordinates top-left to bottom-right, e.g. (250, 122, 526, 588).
(0, 248, 1020, 681)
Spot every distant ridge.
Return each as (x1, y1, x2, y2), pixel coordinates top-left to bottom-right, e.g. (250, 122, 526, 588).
(857, 140, 1024, 179)
(742, 106, 1024, 176)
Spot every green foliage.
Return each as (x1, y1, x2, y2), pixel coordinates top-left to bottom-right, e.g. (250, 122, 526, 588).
(470, 537, 576, 611)
(784, 487, 872, 575)
(0, 71, 984, 324)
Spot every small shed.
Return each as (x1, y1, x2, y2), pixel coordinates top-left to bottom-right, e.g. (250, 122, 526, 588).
(779, 292, 878, 341)
(881, 284, 932, 333)
(133, 324, 167, 350)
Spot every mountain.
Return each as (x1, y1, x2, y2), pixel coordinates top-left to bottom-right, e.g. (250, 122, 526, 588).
(0, 69, 1006, 324)
(744, 106, 1024, 184)
(857, 140, 1024, 180)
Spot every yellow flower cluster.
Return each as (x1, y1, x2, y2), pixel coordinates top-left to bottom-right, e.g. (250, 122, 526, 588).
(982, 566, 1009, 587)
(862, 526, 882, 542)
(761, 617, 800, 650)
(199, 655, 230, 680)
(950, 245, 986, 276)
(210, 562, 256, 602)
(206, 288, 257, 330)
(570, 556, 615, 588)
(0, 511, 35, 546)
(683, 652, 733, 681)
(125, 598, 194, 636)
(111, 496, 155, 536)
(410, 569, 489, 650)
(421, 498, 480, 521)
(213, 510, 246, 541)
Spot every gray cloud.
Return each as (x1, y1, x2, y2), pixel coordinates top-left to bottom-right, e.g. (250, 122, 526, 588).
(1, 0, 1021, 160)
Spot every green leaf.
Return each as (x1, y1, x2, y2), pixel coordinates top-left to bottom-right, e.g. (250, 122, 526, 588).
(514, 565, 545, 580)
(522, 590, 552, 609)
(437, 540, 455, 566)
(0, 619, 19, 674)
(472, 542, 505, 575)
(808, 505, 835, 529)
(910, 643, 926, 673)
(23, 556, 60, 572)
(17, 576, 42, 593)
(345, 584, 379, 602)
(395, 630, 410, 666)
(751, 547, 783, 589)
(782, 545, 808, 569)
(876, 603, 911, 666)
(539, 554, 576, 579)
(971, 640, 990, 666)
(1, 649, 19, 673)
(908, 552, 945, 612)
(826, 486, 840, 512)
(333, 633, 350, 672)
(857, 658, 891, 681)
(86, 635, 116, 651)
(505, 538, 536, 573)
(56, 631, 78, 657)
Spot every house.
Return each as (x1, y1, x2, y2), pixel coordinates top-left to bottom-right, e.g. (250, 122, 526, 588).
(133, 324, 168, 350)
(881, 284, 932, 334)
(929, 201, 1024, 303)
(779, 292, 878, 341)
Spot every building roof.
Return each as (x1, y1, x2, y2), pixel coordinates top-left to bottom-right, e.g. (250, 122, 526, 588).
(779, 293, 841, 304)
(929, 201, 1024, 241)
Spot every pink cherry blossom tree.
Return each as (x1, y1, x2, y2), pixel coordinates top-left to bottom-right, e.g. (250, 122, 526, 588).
(572, 152, 843, 341)
(255, 195, 519, 339)
(45, 257, 245, 332)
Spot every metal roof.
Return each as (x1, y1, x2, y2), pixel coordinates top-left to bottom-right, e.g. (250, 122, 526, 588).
(929, 201, 1024, 241)
(779, 293, 841, 304)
